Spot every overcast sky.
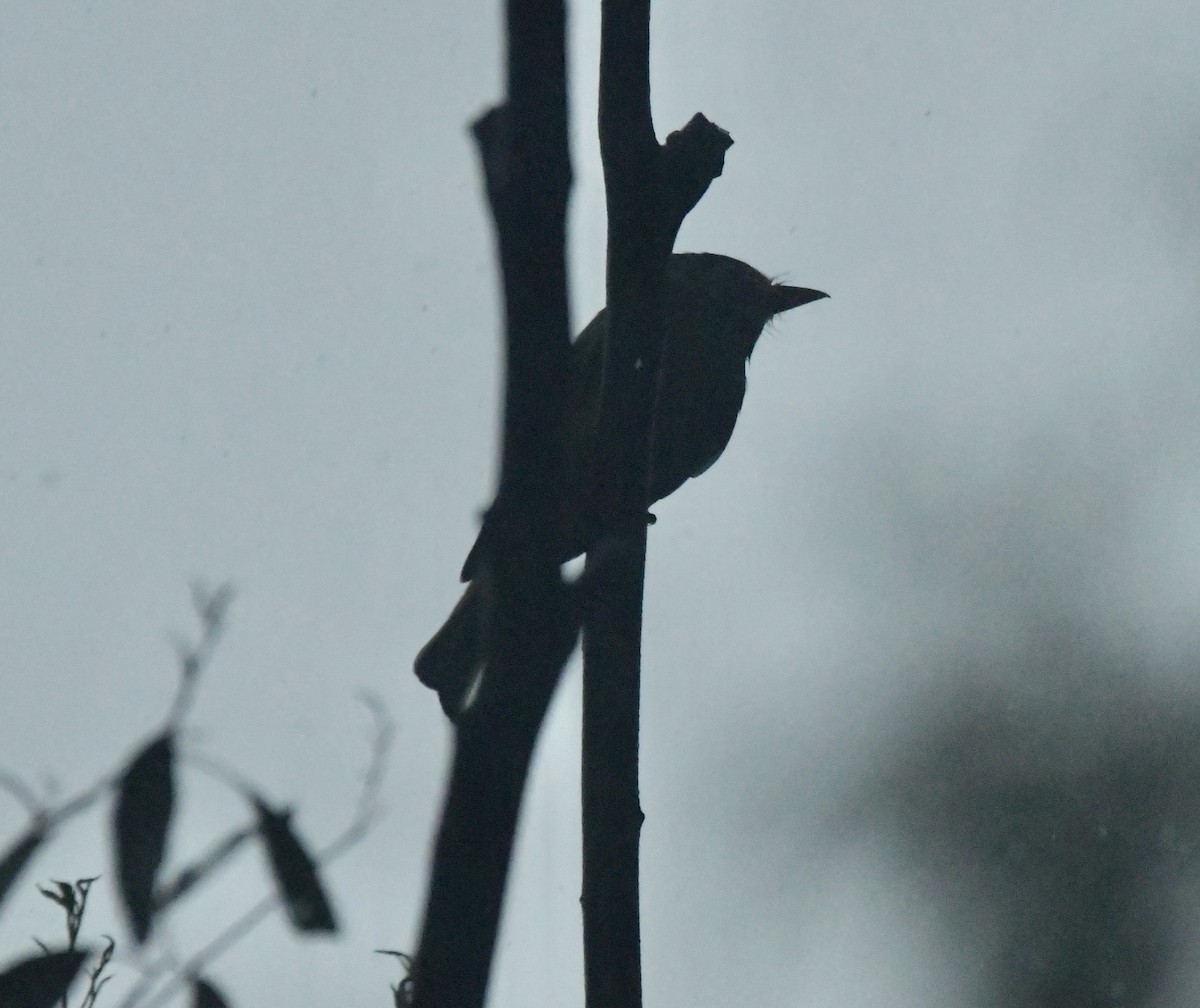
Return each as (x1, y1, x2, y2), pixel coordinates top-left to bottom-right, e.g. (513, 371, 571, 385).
(3, 3, 1200, 1006)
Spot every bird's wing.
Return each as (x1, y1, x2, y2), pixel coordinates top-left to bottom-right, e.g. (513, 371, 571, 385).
(648, 353, 747, 503)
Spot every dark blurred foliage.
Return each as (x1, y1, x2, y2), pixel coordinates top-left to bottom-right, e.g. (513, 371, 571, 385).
(865, 631, 1200, 1006)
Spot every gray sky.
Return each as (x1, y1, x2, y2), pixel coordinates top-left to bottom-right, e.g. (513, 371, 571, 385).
(3, 3, 1200, 1005)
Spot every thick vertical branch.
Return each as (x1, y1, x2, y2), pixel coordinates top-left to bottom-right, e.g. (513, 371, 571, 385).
(583, 3, 730, 1008)
(410, 0, 572, 1005)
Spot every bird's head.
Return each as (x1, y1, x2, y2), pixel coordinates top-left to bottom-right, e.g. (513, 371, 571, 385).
(669, 252, 827, 359)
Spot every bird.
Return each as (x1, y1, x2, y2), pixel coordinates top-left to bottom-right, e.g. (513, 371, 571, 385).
(414, 252, 827, 720)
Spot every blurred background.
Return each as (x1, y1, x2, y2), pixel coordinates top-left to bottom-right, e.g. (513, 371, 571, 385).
(3, 2, 1200, 1004)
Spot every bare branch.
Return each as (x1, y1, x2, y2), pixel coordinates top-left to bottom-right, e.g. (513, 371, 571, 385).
(409, 0, 573, 1004)
(582, 5, 731, 1008)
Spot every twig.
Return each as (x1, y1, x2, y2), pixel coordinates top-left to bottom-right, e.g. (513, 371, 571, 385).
(113, 695, 393, 1008)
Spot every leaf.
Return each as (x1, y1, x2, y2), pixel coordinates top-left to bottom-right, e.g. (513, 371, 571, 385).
(113, 732, 176, 943)
(0, 825, 46, 917)
(0, 948, 90, 1008)
(37, 880, 75, 914)
(191, 974, 232, 1008)
(253, 797, 337, 933)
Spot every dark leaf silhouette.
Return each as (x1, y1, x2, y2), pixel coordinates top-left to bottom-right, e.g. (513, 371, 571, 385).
(113, 732, 176, 943)
(191, 974, 233, 1008)
(0, 825, 46, 917)
(253, 797, 337, 933)
(37, 880, 76, 913)
(0, 947, 90, 1008)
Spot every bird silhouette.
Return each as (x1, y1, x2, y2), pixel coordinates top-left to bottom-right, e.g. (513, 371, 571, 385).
(415, 252, 827, 719)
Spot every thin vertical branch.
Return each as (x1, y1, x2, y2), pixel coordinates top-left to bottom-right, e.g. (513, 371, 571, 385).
(583, 4, 731, 1008)
(582, 6, 659, 1006)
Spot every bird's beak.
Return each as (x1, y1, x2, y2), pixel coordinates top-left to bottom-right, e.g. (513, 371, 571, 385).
(771, 285, 828, 314)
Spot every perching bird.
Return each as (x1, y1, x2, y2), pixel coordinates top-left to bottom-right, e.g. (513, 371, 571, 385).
(415, 252, 827, 719)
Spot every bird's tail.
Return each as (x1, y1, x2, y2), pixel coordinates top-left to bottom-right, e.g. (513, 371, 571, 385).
(413, 579, 485, 721)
